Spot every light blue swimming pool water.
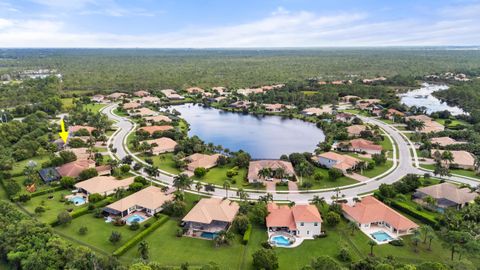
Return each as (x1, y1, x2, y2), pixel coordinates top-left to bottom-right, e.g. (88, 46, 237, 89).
(200, 232, 219, 239)
(69, 196, 86, 205)
(271, 235, 292, 246)
(126, 214, 146, 224)
(371, 231, 394, 242)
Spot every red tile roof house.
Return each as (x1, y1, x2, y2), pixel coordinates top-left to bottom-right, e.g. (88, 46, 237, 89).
(312, 152, 360, 173)
(122, 102, 141, 110)
(385, 109, 405, 120)
(133, 90, 150, 97)
(144, 115, 172, 124)
(107, 92, 128, 100)
(185, 87, 205, 94)
(247, 160, 296, 183)
(139, 96, 161, 104)
(56, 159, 96, 178)
(138, 125, 174, 135)
(264, 103, 295, 113)
(342, 196, 418, 242)
(182, 198, 239, 239)
(91, 94, 105, 103)
(129, 107, 157, 117)
(335, 112, 355, 123)
(183, 153, 221, 171)
(355, 99, 381, 110)
(337, 139, 383, 155)
(160, 89, 185, 100)
(267, 203, 323, 241)
(430, 137, 465, 147)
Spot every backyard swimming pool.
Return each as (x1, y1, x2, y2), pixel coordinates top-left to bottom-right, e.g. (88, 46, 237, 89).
(271, 235, 292, 246)
(126, 214, 146, 224)
(371, 231, 394, 242)
(200, 232, 219, 239)
(68, 196, 86, 206)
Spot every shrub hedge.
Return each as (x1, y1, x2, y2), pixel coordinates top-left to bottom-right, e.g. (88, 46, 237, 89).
(113, 215, 169, 256)
(12, 186, 63, 202)
(242, 224, 252, 245)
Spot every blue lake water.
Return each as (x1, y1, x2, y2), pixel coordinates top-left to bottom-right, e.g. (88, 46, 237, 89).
(399, 83, 466, 115)
(170, 104, 325, 159)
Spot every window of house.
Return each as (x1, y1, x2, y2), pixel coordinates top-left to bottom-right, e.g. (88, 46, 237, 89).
(314, 222, 318, 226)
(300, 222, 304, 226)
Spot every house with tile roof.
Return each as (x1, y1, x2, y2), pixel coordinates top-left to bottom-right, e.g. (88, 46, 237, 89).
(413, 183, 477, 211)
(342, 196, 418, 239)
(337, 138, 383, 155)
(183, 153, 221, 171)
(123, 102, 141, 110)
(313, 152, 360, 173)
(161, 89, 185, 100)
(107, 92, 127, 100)
(266, 203, 322, 239)
(56, 159, 96, 178)
(431, 150, 476, 170)
(185, 87, 205, 94)
(139, 96, 161, 104)
(430, 137, 464, 147)
(335, 112, 355, 123)
(301, 105, 333, 116)
(138, 125, 174, 135)
(143, 115, 172, 124)
(145, 137, 178, 154)
(405, 115, 445, 133)
(347, 125, 367, 137)
(133, 90, 150, 97)
(247, 160, 296, 183)
(129, 107, 157, 117)
(74, 176, 134, 196)
(104, 186, 173, 218)
(69, 125, 96, 135)
(182, 198, 239, 239)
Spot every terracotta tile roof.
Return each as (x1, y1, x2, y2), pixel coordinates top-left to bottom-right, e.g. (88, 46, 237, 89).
(69, 125, 96, 134)
(133, 90, 150, 97)
(186, 87, 205, 93)
(105, 186, 174, 212)
(123, 102, 141, 110)
(56, 159, 96, 178)
(430, 137, 462, 147)
(415, 183, 477, 205)
(67, 147, 91, 160)
(184, 153, 221, 170)
(386, 109, 404, 117)
(75, 176, 134, 194)
(145, 137, 178, 154)
(130, 107, 157, 116)
(315, 151, 360, 171)
(342, 196, 418, 231)
(139, 125, 174, 134)
(347, 125, 367, 136)
(247, 160, 296, 181)
(431, 150, 475, 167)
(107, 92, 127, 99)
(144, 115, 172, 123)
(302, 105, 332, 116)
(266, 203, 322, 230)
(140, 96, 161, 104)
(182, 198, 239, 224)
(348, 139, 383, 151)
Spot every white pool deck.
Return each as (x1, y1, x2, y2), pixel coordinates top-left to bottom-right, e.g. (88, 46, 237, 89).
(267, 231, 308, 248)
(361, 226, 399, 245)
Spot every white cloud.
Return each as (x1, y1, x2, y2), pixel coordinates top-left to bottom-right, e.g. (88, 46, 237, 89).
(0, 6, 479, 47)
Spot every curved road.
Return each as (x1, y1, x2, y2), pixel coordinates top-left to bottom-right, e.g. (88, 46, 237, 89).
(102, 104, 479, 203)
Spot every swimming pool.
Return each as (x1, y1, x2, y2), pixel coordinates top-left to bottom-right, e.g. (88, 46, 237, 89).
(371, 231, 394, 242)
(68, 196, 86, 205)
(126, 214, 146, 224)
(271, 235, 292, 246)
(200, 232, 219, 239)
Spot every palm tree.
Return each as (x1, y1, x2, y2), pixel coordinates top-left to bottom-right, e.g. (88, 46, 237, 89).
(195, 181, 203, 196)
(412, 233, 421, 253)
(259, 193, 273, 203)
(173, 173, 193, 192)
(418, 225, 433, 244)
(348, 221, 358, 236)
(441, 150, 454, 167)
(223, 180, 231, 198)
(273, 167, 286, 179)
(138, 241, 149, 261)
(368, 240, 377, 256)
(257, 168, 271, 180)
(295, 162, 309, 185)
(236, 188, 249, 201)
(213, 230, 234, 247)
(311, 195, 326, 208)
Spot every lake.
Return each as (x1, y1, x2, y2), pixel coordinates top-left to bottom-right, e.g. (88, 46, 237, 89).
(398, 83, 466, 115)
(170, 104, 325, 159)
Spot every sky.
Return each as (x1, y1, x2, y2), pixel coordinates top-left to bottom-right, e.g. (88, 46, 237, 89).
(0, 0, 479, 48)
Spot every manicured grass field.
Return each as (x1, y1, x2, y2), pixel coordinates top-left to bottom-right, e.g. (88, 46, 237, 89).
(420, 164, 480, 180)
(192, 165, 256, 189)
(21, 190, 86, 224)
(61, 98, 75, 111)
(359, 160, 394, 178)
(84, 103, 107, 113)
(55, 213, 156, 253)
(300, 167, 358, 190)
(11, 155, 50, 176)
(122, 218, 247, 268)
(138, 153, 182, 174)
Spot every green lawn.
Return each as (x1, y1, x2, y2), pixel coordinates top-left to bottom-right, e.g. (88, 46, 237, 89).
(84, 103, 107, 113)
(300, 167, 358, 190)
(434, 118, 470, 128)
(122, 218, 247, 268)
(21, 190, 86, 224)
(55, 213, 156, 253)
(11, 155, 50, 176)
(420, 164, 480, 180)
(359, 160, 394, 178)
(61, 98, 75, 111)
(192, 165, 261, 190)
(114, 108, 129, 117)
(138, 153, 182, 174)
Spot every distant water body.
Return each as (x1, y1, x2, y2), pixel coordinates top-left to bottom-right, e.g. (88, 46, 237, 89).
(170, 104, 325, 159)
(399, 83, 466, 115)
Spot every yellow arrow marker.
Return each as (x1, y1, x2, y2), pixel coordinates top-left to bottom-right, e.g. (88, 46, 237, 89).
(59, 118, 69, 143)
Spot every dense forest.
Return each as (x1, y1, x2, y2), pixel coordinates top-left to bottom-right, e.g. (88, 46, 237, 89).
(1, 48, 480, 92)
(434, 80, 480, 123)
